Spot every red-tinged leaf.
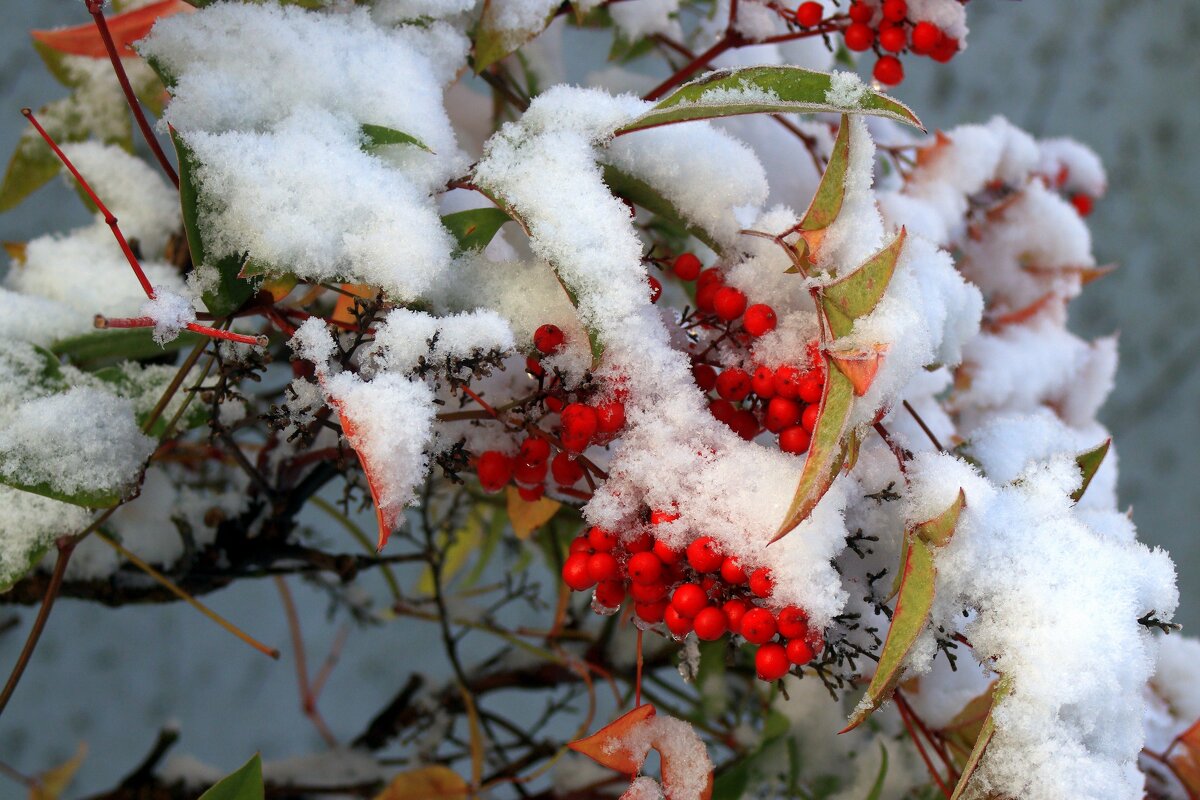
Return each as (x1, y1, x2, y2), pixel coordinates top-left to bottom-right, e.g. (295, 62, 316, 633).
(1168, 718, 1200, 798)
(1021, 262, 1117, 286)
(983, 290, 1059, 333)
(799, 114, 850, 232)
(821, 228, 906, 339)
(772, 359, 854, 542)
(842, 535, 936, 732)
(1072, 439, 1110, 503)
(937, 680, 999, 768)
(31, 0, 193, 59)
(949, 675, 1013, 800)
(914, 488, 965, 548)
(569, 704, 657, 776)
(328, 398, 399, 551)
(828, 345, 887, 396)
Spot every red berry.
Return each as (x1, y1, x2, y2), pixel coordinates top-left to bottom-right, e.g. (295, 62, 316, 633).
(751, 365, 776, 399)
(519, 437, 551, 465)
(635, 600, 667, 624)
(775, 366, 802, 399)
(671, 583, 708, 618)
(569, 535, 592, 555)
(720, 556, 748, 585)
(741, 608, 778, 644)
(673, 252, 702, 281)
(730, 410, 759, 441)
(652, 540, 682, 564)
(797, 370, 824, 403)
(756, 643, 791, 681)
(647, 275, 663, 304)
(650, 509, 680, 525)
(534, 324, 565, 354)
(664, 604, 694, 637)
(627, 551, 664, 584)
(777, 606, 810, 639)
(596, 401, 626, 434)
(779, 425, 812, 455)
(879, 24, 907, 53)
(910, 21, 940, 53)
(881, 0, 906, 22)
(686, 536, 724, 574)
(551, 452, 584, 485)
(930, 35, 958, 62)
(749, 568, 775, 599)
(630, 580, 668, 603)
(786, 637, 816, 666)
(873, 55, 904, 86)
(844, 22, 874, 51)
(594, 580, 626, 609)
(807, 629, 826, 656)
(709, 399, 736, 424)
(477, 450, 512, 492)
(743, 304, 777, 337)
(626, 533, 654, 553)
(588, 526, 619, 551)
(848, 1, 873, 23)
(1071, 193, 1094, 217)
(697, 267, 725, 289)
(722, 599, 748, 633)
(801, 403, 820, 432)
(693, 363, 718, 391)
(693, 607, 728, 641)
(716, 368, 752, 402)
(795, 1, 823, 27)
(562, 553, 595, 591)
(513, 459, 549, 485)
(560, 403, 598, 452)
(587, 552, 621, 583)
(695, 282, 721, 313)
(712, 287, 748, 322)
(544, 395, 564, 413)
(526, 356, 545, 378)
(765, 396, 802, 433)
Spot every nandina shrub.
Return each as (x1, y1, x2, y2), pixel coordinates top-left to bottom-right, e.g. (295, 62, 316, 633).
(0, 1, 1194, 799)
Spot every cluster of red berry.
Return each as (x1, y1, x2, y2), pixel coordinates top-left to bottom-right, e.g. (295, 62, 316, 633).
(794, 0, 960, 86)
(561, 517, 823, 681)
(672, 253, 778, 338)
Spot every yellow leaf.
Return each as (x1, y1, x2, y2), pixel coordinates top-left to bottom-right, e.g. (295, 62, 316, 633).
(506, 486, 561, 540)
(373, 765, 469, 800)
(30, 742, 87, 800)
(3, 241, 26, 264)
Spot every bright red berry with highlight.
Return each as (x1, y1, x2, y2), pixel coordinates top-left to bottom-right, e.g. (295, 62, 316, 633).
(716, 368, 752, 402)
(630, 580, 668, 603)
(720, 556, 748, 585)
(697, 267, 725, 289)
(596, 401, 626, 434)
(801, 403, 820, 432)
(765, 396, 802, 433)
(777, 606, 810, 639)
(1071, 193, 1094, 217)
(526, 356, 545, 378)
(879, 24, 907, 53)
(693, 607, 728, 641)
(627, 533, 654, 553)
(687, 536, 724, 573)
(797, 370, 824, 403)
(695, 281, 722, 313)
(673, 252, 702, 281)
(519, 437, 550, 465)
(786, 637, 816, 666)
(664, 604, 694, 637)
(534, 324, 565, 354)
(712, 286, 748, 322)
(627, 551, 664, 584)
(635, 600, 667, 624)
(848, 1, 873, 23)
(647, 275, 663, 303)
(749, 568, 775, 598)
(743, 304, 777, 337)
(844, 22, 874, 52)
(588, 526, 619, 551)
(693, 363, 718, 391)
(775, 366, 802, 399)
(477, 451, 512, 492)
(779, 425, 812, 455)
(709, 399, 736, 424)
(752, 365, 776, 398)
(756, 643, 790, 681)
(569, 535, 592, 555)
(513, 458, 549, 485)
(594, 580, 626, 609)
(587, 552, 621, 583)
(560, 403, 598, 452)
(873, 55, 904, 86)
(551, 452, 584, 485)
(910, 21, 940, 53)
(671, 583, 708, 618)
(722, 599, 748, 633)
(795, 1, 823, 27)
(653, 540, 683, 565)
(930, 35, 958, 62)
(882, 0, 907, 22)
(562, 553, 595, 591)
(741, 608, 778, 644)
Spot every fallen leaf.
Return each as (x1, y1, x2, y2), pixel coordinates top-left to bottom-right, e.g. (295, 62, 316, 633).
(30, 743, 86, 800)
(506, 486, 561, 539)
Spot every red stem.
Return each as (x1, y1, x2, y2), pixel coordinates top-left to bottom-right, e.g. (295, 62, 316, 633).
(85, 0, 179, 187)
(96, 314, 268, 347)
(895, 694, 953, 799)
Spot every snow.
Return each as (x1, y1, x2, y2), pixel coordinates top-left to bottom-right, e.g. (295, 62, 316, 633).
(610, 0, 681, 42)
(825, 71, 867, 109)
(0, 486, 91, 589)
(140, 289, 196, 344)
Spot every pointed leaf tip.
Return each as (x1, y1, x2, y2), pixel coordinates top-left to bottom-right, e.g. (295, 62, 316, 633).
(1072, 439, 1110, 503)
(568, 704, 656, 775)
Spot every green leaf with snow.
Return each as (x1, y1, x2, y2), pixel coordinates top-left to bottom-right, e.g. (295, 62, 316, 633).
(360, 123, 434, 154)
(0, 473, 124, 510)
(92, 363, 209, 438)
(441, 207, 512, 255)
(799, 114, 850, 232)
(1071, 438, 1110, 503)
(889, 488, 965, 600)
(52, 328, 204, 369)
(949, 675, 1013, 800)
(602, 164, 723, 255)
(172, 129, 254, 318)
(473, 2, 557, 74)
(821, 229, 906, 339)
(198, 754, 263, 800)
(615, 66, 923, 136)
(0, 100, 86, 213)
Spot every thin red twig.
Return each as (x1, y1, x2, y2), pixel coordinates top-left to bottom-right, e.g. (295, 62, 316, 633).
(95, 314, 268, 347)
(895, 693, 953, 799)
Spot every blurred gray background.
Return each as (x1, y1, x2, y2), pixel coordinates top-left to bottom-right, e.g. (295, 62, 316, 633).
(1, 0, 1198, 794)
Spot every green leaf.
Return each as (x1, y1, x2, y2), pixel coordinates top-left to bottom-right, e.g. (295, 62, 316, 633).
(51, 328, 204, 369)
(171, 129, 254, 317)
(199, 754, 263, 800)
(800, 114, 850, 232)
(0, 101, 80, 212)
(711, 761, 751, 800)
(0, 475, 124, 509)
(1071, 438, 1110, 503)
(92, 363, 209, 438)
(360, 123, 434, 154)
(863, 742, 889, 800)
(949, 675, 1013, 800)
(821, 228, 906, 339)
(615, 66, 923, 136)
(888, 488, 964, 601)
(841, 534, 936, 732)
(601, 164, 723, 255)
(772, 361, 854, 542)
(441, 207, 513, 255)
(473, 2, 557, 74)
